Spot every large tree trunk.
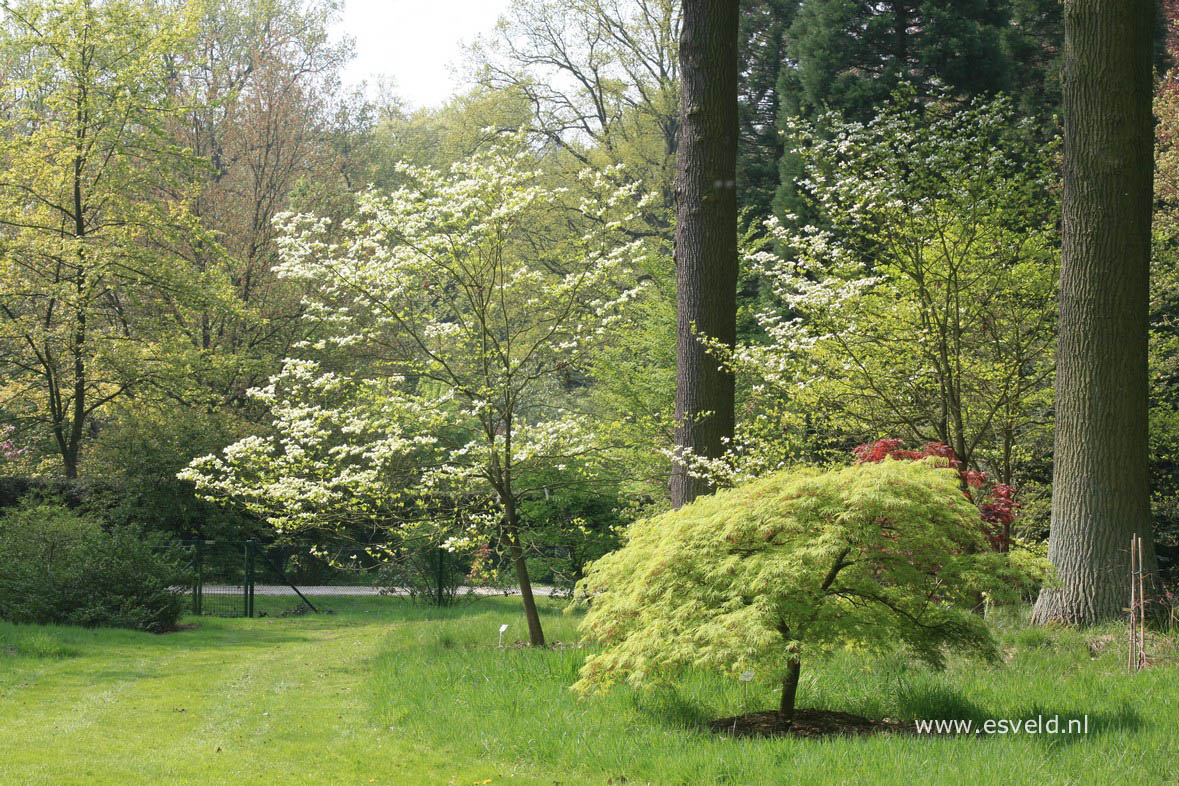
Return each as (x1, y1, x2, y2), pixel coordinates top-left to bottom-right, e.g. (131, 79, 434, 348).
(670, 0, 739, 509)
(1032, 0, 1157, 624)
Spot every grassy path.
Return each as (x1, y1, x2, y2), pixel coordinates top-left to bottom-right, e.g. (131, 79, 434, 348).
(3, 598, 1179, 785)
(0, 599, 517, 786)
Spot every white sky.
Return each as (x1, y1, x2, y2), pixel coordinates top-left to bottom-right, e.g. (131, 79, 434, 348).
(334, 0, 514, 110)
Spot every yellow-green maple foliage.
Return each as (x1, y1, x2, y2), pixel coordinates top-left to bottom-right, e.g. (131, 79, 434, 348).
(574, 459, 1042, 695)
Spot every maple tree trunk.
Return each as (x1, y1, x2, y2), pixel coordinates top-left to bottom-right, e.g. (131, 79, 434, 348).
(1032, 0, 1158, 624)
(779, 659, 801, 725)
(670, 0, 739, 509)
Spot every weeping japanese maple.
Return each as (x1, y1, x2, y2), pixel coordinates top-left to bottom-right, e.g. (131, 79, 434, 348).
(574, 458, 1043, 725)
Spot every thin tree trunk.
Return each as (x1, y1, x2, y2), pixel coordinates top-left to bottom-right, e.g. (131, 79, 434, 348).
(779, 658, 801, 725)
(65, 118, 87, 481)
(504, 501, 545, 647)
(62, 447, 79, 481)
(65, 303, 84, 480)
(497, 412, 545, 646)
(670, 0, 739, 509)
(1033, 0, 1157, 624)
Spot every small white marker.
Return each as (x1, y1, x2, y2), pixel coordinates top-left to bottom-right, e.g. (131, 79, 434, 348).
(739, 670, 754, 715)
(499, 623, 509, 648)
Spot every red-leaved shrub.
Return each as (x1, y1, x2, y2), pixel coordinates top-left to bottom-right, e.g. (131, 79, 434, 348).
(852, 439, 1016, 550)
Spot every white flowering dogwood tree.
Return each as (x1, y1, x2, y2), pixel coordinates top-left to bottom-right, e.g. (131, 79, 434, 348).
(182, 135, 648, 645)
(678, 91, 1059, 492)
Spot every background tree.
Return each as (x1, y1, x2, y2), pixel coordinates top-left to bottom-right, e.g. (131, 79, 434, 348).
(471, 0, 680, 239)
(714, 94, 1057, 495)
(1032, 0, 1158, 624)
(785, 0, 1024, 121)
(184, 137, 649, 646)
(736, 0, 797, 231)
(82, 0, 361, 540)
(1151, 0, 1179, 582)
(471, 1, 683, 505)
(773, 0, 1061, 222)
(366, 86, 534, 179)
(0, 0, 210, 478)
(159, 0, 355, 415)
(670, 0, 739, 508)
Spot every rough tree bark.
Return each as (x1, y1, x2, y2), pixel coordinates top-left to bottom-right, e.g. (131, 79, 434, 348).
(1032, 0, 1158, 624)
(670, 0, 739, 509)
(779, 658, 801, 725)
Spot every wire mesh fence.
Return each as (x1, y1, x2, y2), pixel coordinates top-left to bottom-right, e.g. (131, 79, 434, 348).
(180, 540, 319, 617)
(182, 540, 253, 617)
(174, 539, 535, 616)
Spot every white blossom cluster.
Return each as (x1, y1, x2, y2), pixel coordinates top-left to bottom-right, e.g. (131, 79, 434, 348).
(687, 90, 1059, 485)
(181, 133, 650, 557)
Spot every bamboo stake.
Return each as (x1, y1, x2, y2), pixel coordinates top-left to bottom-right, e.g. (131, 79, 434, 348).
(1129, 534, 1136, 671)
(1138, 534, 1147, 670)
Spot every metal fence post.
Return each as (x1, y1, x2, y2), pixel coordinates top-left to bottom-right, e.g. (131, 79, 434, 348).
(194, 540, 203, 616)
(245, 540, 256, 618)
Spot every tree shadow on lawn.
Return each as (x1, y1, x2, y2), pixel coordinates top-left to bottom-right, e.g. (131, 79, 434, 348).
(894, 683, 1142, 746)
(189, 593, 562, 639)
(635, 681, 1143, 744)
(180, 595, 503, 632)
(986, 702, 1142, 748)
(0, 614, 355, 659)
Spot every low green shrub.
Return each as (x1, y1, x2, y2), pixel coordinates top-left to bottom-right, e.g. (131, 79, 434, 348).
(0, 500, 190, 632)
(375, 545, 475, 607)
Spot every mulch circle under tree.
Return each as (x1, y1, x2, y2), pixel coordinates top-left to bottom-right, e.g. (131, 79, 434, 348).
(709, 709, 917, 739)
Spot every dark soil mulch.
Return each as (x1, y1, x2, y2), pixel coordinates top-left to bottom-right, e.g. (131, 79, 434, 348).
(505, 639, 585, 650)
(709, 709, 916, 739)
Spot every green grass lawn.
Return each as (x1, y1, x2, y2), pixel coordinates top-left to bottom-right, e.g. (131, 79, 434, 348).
(1, 596, 1177, 785)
